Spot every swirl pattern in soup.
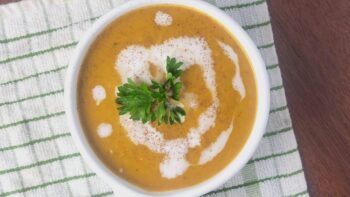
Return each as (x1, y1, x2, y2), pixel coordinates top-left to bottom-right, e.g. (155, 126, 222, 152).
(78, 5, 257, 191)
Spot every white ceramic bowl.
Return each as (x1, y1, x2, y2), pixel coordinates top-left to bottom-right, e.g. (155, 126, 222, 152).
(64, 0, 270, 196)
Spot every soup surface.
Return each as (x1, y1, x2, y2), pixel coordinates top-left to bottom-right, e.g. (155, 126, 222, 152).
(78, 5, 257, 191)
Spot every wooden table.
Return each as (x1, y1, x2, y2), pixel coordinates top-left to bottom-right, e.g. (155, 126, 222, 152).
(1, 0, 350, 196)
(267, 1, 350, 196)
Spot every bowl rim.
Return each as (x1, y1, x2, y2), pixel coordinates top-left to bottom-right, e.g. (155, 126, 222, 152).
(64, 0, 270, 196)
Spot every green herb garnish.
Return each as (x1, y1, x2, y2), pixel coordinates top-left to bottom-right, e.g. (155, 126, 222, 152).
(116, 57, 186, 125)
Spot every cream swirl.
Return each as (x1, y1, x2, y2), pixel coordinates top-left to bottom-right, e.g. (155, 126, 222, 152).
(114, 36, 244, 179)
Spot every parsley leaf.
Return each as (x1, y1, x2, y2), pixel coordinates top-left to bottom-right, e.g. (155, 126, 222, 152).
(116, 57, 186, 125)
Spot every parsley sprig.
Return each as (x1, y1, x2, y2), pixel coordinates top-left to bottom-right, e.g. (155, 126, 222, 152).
(116, 57, 186, 125)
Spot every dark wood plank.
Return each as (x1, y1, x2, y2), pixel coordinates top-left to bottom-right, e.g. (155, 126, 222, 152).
(267, 0, 350, 196)
(0, 0, 19, 5)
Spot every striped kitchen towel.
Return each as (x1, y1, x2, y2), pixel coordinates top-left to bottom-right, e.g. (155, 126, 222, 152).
(0, 0, 308, 196)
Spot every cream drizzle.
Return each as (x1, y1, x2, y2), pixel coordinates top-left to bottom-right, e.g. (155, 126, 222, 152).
(113, 36, 243, 179)
(154, 11, 173, 26)
(183, 92, 199, 109)
(218, 41, 246, 100)
(92, 85, 106, 105)
(198, 123, 233, 165)
(97, 123, 112, 138)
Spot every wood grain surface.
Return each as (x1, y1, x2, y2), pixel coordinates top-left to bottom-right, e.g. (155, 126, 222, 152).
(266, 0, 350, 196)
(0, 0, 19, 4)
(1, 0, 350, 196)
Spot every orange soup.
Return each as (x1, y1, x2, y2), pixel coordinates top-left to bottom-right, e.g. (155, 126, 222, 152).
(78, 5, 257, 191)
